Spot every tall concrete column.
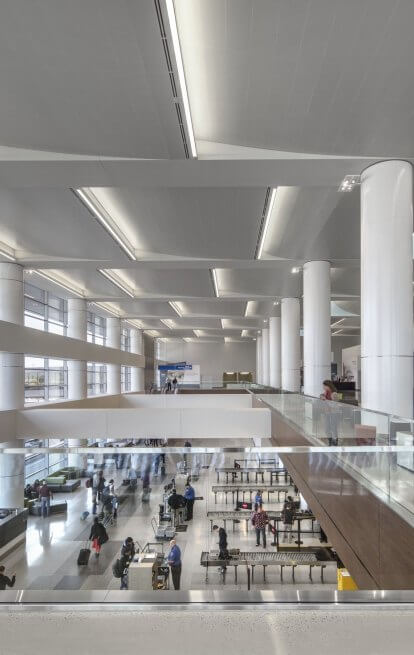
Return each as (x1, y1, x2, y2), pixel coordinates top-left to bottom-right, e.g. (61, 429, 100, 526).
(256, 335, 262, 384)
(269, 316, 281, 389)
(261, 327, 270, 386)
(281, 298, 301, 392)
(303, 261, 331, 397)
(107, 317, 121, 395)
(67, 299, 88, 467)
(0, 263, 25, 507)
(361, 160, 413, 417)
(130, 328, 145, 392)
(67, 298, 87, 400)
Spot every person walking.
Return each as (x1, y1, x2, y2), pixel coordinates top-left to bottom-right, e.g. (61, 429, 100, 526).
(172, 376, 178, 391)
(38, 481, 53, 518)
(120, 537, 136, 590)
(252, 504, 268, 548)
(96, 471, 106, 501)
(88, 517, 108, 558)
(0, 565, 16, 590)
(184, 483, 195, 521)
(320, 380, 339, 446)
(167, 538, 182, 590)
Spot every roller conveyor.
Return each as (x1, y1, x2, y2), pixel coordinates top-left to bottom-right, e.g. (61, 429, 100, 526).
(215, 467, 291, 484)
(211, 484, 291, 503)
(206, 509, 317, 535)
(200, 550, 328, 585)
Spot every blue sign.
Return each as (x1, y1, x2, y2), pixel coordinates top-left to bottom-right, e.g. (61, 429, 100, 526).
(158, 362, 192, 371)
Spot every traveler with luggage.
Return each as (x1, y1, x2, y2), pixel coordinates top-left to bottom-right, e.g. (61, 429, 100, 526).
(0, 565, 16, 590)
(252, 504, 269, 548)
(38, 481, 53, 518)
(168, 489, 187, 526)
(89, 517, 108, 558)
(184, 483, 195, 521)
(281, 503, 295, 543)
(119, 537, 136, 590)
(167, 538, 182, 590)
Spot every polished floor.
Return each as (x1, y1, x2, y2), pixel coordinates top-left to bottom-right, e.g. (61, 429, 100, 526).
(2, 448, 337, 592)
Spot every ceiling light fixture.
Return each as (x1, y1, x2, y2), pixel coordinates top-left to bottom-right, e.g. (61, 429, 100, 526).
(210, 268, 219, 297)
(291, 266, 302, 274)
(32, 270, 85, 297)
(73, 188, 136, 260)
(245, 301, 253, 317)
(273, 300, 280, 306)
(90, 301, 120, 318)
(331, 318, 346, 328)
(145, 330, 161, 338)
(0, 247, 16, 262)
(257, 188, 277, 259)
(165, 0, 197, 158)
(98, 269, 135, 298)
(125, 319, 144, 330)
(169, 301, 183, 317)
(338, 175, 360, 192)
(161, 319, 175, 329)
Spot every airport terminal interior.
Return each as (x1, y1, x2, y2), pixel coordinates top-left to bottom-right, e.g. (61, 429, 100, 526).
(1, 1, 414, 653)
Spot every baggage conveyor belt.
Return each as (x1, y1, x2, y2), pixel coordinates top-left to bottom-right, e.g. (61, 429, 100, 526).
(211, 484, 291, 503)
(200, 550, 327, 587)
(215, 467, 292, 484)
(206, 510, 317, 534)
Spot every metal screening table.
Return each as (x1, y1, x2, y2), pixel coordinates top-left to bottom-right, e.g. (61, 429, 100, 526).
(211, 484, 291, 504)
(206, 510, 317, 538)
(215, 467, 291, 484)
(200, 551, 327, 586)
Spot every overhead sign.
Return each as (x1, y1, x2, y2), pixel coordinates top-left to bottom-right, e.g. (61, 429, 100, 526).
(158, 363, 192, 371)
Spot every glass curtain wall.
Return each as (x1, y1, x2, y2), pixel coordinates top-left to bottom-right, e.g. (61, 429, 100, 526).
(24, 356, 68, 404)
(87, 362, 107, 395)
(24, 438, 68, 482)
(24, 281, 67, 334)
(87, 311, 106, 345)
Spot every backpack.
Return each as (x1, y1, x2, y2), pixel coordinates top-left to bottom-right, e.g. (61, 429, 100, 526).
(112, 559, 124, 578)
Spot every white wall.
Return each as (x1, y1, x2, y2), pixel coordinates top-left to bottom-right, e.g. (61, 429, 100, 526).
(121, 393, 252, 409)
(162, 341, 255, 384)
(342, 344, 361, 381)
(331, 336, 360, 371)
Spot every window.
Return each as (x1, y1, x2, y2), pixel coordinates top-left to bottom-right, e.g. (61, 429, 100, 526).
(87, 362, 107, 395)
(121, 366, 131, 392)
(25, 356, 68, 404)
(24, 282, 67, 334)
(24, 438, 68, 483)
(121, 326, 131, 352)
(87, 311, 106, 345)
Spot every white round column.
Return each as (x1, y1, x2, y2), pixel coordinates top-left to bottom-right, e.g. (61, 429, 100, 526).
(67, 298, 87, 400)
(269, 316, 281, 389)
(130, 328, 145, 392)
(256, 335, 262, 384)
(303, 261, 331, 397)
(0, 263, 25, 507)
(106, 317, 121, 395)
(361, 160, 413, 417)
(261, 327, 270, 386)
(281, 298, 301, 392)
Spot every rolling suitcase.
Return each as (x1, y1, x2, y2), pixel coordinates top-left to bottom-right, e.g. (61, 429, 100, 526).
(77, 546, 91, 565)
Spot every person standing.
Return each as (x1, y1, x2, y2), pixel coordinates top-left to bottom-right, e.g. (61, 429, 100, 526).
(89, 517, 108, 558)
(252, 504, 268, 548)
(120, 537, 136, 590)
(320, 380, 339, 446)
(281, 502, 295, 543)
(167, 538, 182, 590)
(0, 565, 16, 590)
(184, 483, 195, 521)
(38, 481, 53, 518)
(172, 376, 178, 391)
(212, 525, 228, 574)
(255, 490, 263, 506)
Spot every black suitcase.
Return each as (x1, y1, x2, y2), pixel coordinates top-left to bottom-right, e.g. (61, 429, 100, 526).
(77, 547, 91, 565)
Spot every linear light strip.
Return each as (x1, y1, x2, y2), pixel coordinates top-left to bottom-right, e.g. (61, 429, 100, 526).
(165, 0, 197, 158)
(125, 319, 144, 330)
(161, 319, 174, 329)
(211, 268, 219, 298)
(169, 301, 183, 316)
(91, 301, 120, 318)
(98, 269, 135, 298)
(257, 188, 277, 260)
(74, 188, 136, 261)
(32, 270, 84, 297)
(0, 248, 16, 262)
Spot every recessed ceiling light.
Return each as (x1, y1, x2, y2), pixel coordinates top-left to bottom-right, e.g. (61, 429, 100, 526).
(263, 319, 267, 323)
(98, 269, 135, 298)
(161, 319, 175, 329)
(32, 270, 85, 298)
(165, 0, 197, 158)
(125, 319, 144, 330)
(90, 301, 120, 318)
(73, 188, 136, 260)
(291, 266, 301, 274)
(210, 269, 220, 297)
(338, 175, 360, 192)
(257, 187, 277, 260)
(0, 247, 16, 262)
(273, 300, 280, 306)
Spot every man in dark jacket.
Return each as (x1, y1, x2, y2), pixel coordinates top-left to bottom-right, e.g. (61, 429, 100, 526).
(212, 525, 228, 574)
(0, 565, 16, 590)
(120, 537, 135, 590)
(89, 517, 108, 557)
